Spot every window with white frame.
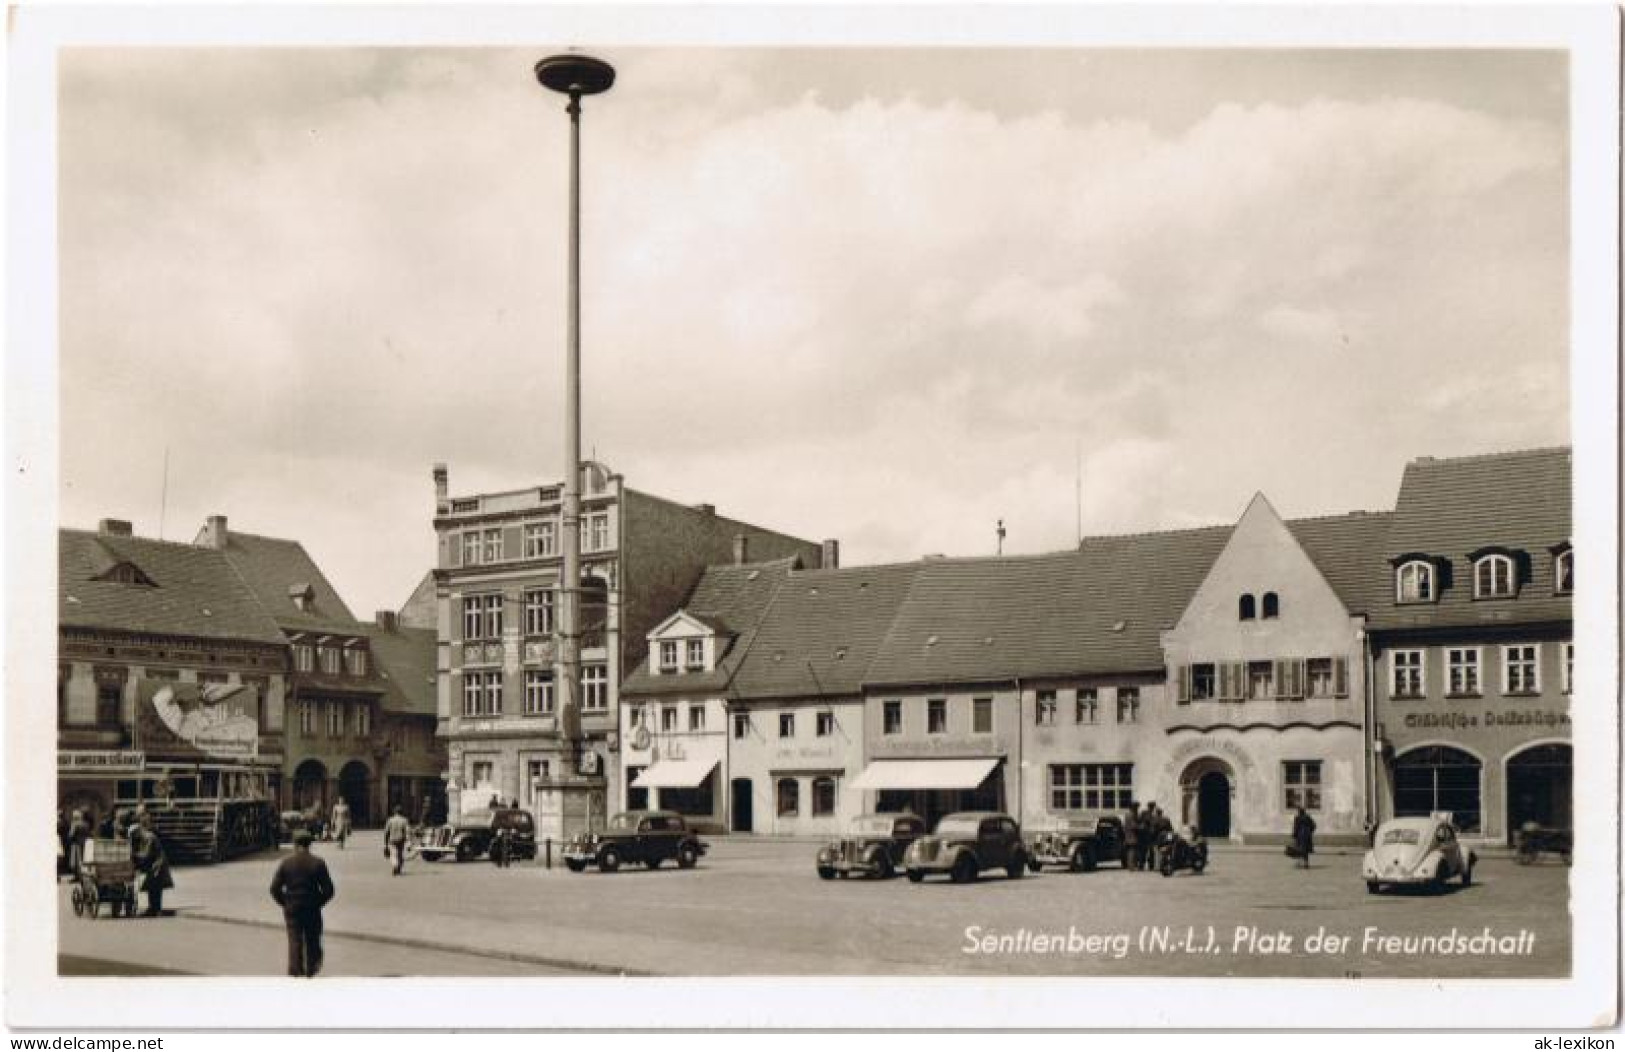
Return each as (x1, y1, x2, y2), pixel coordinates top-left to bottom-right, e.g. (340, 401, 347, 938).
(461, 532, 481, 566)
(1396, 560, 1435, 603)
(523, 670, 554, 716)
(354, 703, 370, 738)
(1555, 549, 1573, 594)
(319, 647, 342, 675)
(685, 639, 705, 671)
(1474, 554, 1515, 598)
(298, 701, 315, 735)
(1050, 763, 1133, 811)
(293, 644, 314, 673)
(1391, 650, 1425, 699)
(689, 704, 706, 732)
(462, 673, 482, 716)
(580, 664, 607, 712)
(1305, 658, 1333, 699)
(345, 647, 368, 677)
(1283, 760, 1322, 811)
(523, 589, 554, 636)
(1247, 662, 1275, 701)
(590, 514, 610, 551)
(482, 594, 503, 639)
(661, 705, 678, 732)
(659, 641, 679, 673)
(1117, 687, 1140, 723)
(927, 698, 947, 734)
(816, 711, 834, 737)
(882, 700, 901, 735)
(1075, 689, 1098, 724)
(779, 713, 795, 738)
(482, 528, 503, 563)
(523, 521, 557, 558)
(733, 713, 750, 740)
(1190, 663, 1217, 701)
(1036, 690, 1057, 726)
(462, 596, 482, 640)
(326, 701, 343, 737)
(1446, 647, 1481, 697)
(1502, 644, 1540, 694)
(469, 760, 494, 790)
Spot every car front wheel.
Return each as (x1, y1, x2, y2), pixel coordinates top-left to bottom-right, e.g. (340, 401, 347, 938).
(677, 844, 698, 869)
(906, 869, 924, 884)
(817, 866, 835, 880)
(599, 847, 621, 873)
(951, 855, 977, 884)
(565, 859, 586, 873)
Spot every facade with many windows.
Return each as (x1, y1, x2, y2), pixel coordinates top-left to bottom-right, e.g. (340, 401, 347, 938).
(430, 462, 824, 840)
(1367, 448, 1572, 843)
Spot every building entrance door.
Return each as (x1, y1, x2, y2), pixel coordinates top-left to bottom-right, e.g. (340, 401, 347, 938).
(1506, 744, 1572, 842)
(731, 778, 753, 833)
(1197, 771, 1231, 838)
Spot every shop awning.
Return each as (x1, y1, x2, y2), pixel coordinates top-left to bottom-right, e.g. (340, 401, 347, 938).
(632, 755, 719, 789)
(849, 757, 1000, 791)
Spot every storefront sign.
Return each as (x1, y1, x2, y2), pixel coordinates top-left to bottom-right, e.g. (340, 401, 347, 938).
(58, 750, 145, 772)
(1402, 710, 1571, 731)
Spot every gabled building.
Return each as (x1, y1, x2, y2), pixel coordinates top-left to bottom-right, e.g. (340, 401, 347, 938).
(366, 610, 446, 825)
(429, 461, 825, 839)
(200, 515, 391, 824)
(1365, 448, 1572, 843)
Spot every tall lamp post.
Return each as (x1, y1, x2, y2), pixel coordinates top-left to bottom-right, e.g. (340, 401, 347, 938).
(535, 54, 615, 782)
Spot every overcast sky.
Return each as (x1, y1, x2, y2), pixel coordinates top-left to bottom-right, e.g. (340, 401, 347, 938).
(58, 47, 1569, 618)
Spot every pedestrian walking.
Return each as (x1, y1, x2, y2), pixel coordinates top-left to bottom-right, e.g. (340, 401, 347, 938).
(492, 826, 512, 868)
(130, 812, 173, 917)
(383, 805, 412, 876)
(269, 829, 335, 978)
(330, 798, 352, 850)
(1291, 806, 1316, 869)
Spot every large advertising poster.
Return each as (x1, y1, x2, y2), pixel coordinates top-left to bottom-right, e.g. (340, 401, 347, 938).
(135, 679, 260, 762)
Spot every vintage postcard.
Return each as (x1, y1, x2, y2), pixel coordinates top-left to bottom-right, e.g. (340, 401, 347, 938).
(4, 3, 1618, 1032)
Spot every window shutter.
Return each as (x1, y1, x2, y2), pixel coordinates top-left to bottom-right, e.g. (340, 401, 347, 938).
(1291, 659, 1307, 700)
(1176, 665, 1190, 704)
(1214, 663, 1229, 701)
(1333, 657, 1349, 698)
(1232, 662, 1247, 702)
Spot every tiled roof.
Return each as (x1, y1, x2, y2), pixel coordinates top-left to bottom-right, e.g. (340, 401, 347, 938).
(866, 528, 1232, 687)
(622, 559, 798, 697)
(1285, 511, 1396, 615)
(211, 531, 366, 636)
(59, 530, 286, 645)
(1367, 447, 1572, 631)
(367, 622, 438, 716)
(730, 562, 924, 699)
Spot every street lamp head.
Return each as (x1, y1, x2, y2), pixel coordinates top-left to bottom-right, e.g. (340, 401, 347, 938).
(535, 53, 616, 97)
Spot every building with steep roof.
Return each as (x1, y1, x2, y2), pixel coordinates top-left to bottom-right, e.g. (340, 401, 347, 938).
(1365, 448, 1572, 843)
(366, 611, 445, 823)
(428, 461, 826, 840)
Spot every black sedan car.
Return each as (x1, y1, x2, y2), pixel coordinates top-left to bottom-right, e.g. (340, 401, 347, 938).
(562, 811, 707, 873)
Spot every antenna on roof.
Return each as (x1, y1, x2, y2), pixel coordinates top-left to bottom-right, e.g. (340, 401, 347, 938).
(996, 518, 1006, 556)
(158, 446, 170, 541)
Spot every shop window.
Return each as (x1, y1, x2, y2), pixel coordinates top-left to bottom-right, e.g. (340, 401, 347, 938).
(811, 777, 836, 817)
(776, 778, 799, 817)
(1393, 746, 1481, 833)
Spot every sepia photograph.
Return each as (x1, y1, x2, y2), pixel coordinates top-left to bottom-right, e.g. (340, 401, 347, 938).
(4, 2, 1619, 1033)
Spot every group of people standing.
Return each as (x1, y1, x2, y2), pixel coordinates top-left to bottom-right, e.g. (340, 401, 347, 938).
(56, 805, 172, 917)
(1122, 802, 1181, 870)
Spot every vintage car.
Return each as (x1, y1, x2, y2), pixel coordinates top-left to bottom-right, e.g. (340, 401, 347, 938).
(816, 813, 926, 879)
(1363, 813, 1476, 893)
(903, 812, 1030, 884)
(1027, 813, 1129, 872)
(562, 810, 707, 873)
(418, 808, 537, 863)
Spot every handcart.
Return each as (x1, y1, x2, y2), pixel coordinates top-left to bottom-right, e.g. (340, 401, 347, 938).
(71, 838, 138, 919)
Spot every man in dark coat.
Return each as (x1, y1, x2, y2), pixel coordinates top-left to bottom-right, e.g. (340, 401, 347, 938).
(1291, 807, 1317, 869)
(1123, 803, 1142, 870)
(1139, 805, 1160, 871)
(130, 812, 173, 916)
(270, 829, 336, 977)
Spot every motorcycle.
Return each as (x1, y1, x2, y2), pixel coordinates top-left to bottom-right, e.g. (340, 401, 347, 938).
(1158, 828, 1208, 876)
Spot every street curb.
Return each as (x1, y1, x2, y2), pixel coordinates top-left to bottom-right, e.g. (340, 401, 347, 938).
(186, 911, 658, 978)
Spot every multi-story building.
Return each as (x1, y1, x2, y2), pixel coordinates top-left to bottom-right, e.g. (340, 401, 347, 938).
(57, 519, 290, 859)
(1366, 448, 1572, 843)
(429, 461, 824, 840)
(201, 515, 391, 824)
(367, 610, 447, 825)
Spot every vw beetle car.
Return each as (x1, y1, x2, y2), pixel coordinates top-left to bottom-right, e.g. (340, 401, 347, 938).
(1363, 813, 1476, 893)
(816, 813, 926, 879)
(418, 808, 536, 863)
(562, 810, 707, 873)
(903, 812, 1029, 884)
(1027, 813, 1129, 872)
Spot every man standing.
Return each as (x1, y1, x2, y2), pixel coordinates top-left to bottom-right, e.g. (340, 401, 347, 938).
(1291, 806, 1317, 870)
(270, 829, 335, 977)
(330, 797, 352, 850)
(130, 812, 173, 916)
(1123, 803, 1142, 871)
(383, 804, 412, 876)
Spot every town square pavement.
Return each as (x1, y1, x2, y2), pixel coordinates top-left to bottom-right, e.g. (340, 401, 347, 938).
(58, 831, 1570, 978)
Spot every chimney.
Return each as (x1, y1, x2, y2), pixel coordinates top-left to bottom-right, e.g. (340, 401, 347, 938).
(693, 503, 715, 516)
(376, 610, 398, 632)
(201, 514, 229, 549)
(732, 533, 749, 566)
(433, 463, 449, 511)
(97, 519, 133, 537)
(821, 538, 840, 570)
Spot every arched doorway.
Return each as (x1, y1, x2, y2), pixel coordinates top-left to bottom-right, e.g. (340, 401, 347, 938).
(1179, 757, 1236, 839)
(731, 778, 753, 832)
(1394, 745, 1482, 833)
(292, 759, 328, 812)
(337, 761, 372, 826)
(1506, 743, 1572, 840)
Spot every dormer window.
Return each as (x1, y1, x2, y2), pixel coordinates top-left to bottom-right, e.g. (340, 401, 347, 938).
(99, 562, 156, 587)
(685, 639, 705, 671)
(1238, 595, 1256, 621)
(658, 641, 679, 673)
(1473, 553, 1516, 599)
(1396, 560, 1435, 603)
(288, 583, 315, 613)
(1554, 547, 1573, 595)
